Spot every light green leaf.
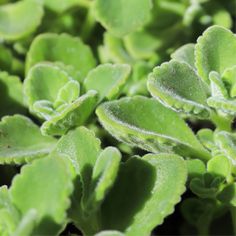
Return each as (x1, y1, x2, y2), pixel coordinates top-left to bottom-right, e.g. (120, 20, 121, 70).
(96, 97, 210, 160)
(100, 153, 187, 236)
(214, 131, 236, 166)
(26, 33, 96, 79)
(24, 63, 74, 112)
(84, 64, 131, 102)
(171, 44, 195, 68)
(124, 31, 160, 60)
(0, 115, 56, 164)
(207, 96, 236, 115)
(207, 155, 232, 180)
(10, 154, 74, 225)
(0, 71, 26, 117)
(209, 71, 228, 98)
(147, 61, 210, 118)
(53, 126, 101, 192)
(186, 159, 206, 180)
(41, 90, 98, 136)
(94, 0, 153, 37)
(83, 147, 121, 213)
(195, 25, 236, 83)
(54, 80, 80, 108)
(197, 129, 216, 151)
(0, 0, 43, 40)
(0, 186, 20, 235)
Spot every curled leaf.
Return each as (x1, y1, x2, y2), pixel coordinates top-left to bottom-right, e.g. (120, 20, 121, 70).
(148, 61, 210, 118)
(96, 96, 210, 160)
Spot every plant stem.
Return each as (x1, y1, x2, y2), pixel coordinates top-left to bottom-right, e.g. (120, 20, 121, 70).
(231, 207, 236, 235)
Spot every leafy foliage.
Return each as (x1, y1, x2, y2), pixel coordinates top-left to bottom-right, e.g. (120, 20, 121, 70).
(0, 0, 236, 235)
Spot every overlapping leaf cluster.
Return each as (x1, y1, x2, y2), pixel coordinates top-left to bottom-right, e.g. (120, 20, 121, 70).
(0, 0, 236, 235)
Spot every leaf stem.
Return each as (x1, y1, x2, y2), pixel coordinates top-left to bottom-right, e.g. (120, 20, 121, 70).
(80, 5, 96, 41)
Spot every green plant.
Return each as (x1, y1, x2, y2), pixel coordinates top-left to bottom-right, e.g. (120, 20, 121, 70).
(0, 0, 236, 235)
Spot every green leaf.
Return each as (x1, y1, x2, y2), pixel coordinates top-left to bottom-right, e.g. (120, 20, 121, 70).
(0, 0, 43, 40)
(209, 71, 228, 98)
(96, 96, 210, 160)
(0, 186, 20, 235)
(93, 0, 153, 37)
(186, 159, 206, 180)
(197, 129, 216, 151)
(190, 173, 223, 199)
(26, 33, 96, 79)
(171, 44, 195, 68)
(0, 71, 26, 117)
(217, 183, 236, 206)
(24, 63, 75, 113)
(53, 126, 101, 192)
(41, 90, 98, 136)
(214, 131, 236, 166)
(84, 64, 131, 103)
(124, 31, 160, 60)
(42, 0, 80, 13)
(83, 147, 121, 213)
(207, 96, 236, 115)
(147, 61, 210, 118)
(222, 65, 236, 97)
(195, 25, 236, 83)
(100, 153, 187, 235)
(207, 155, 232, 180)
(10, 154, 74, 226)
(0, 115, 56, 164)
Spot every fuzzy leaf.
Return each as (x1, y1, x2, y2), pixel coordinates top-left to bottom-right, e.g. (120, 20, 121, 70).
(84, 64, 131, 102)
(147, 61, 209, 118)
(26, 33, 96, 79)
(41, 90, 98, 136)
(83, 147, 121, 213)
(214, 131, 236, 166)
(0, 0, 43, 41)
(24, 63, 79, 112)
(96, 96, 210, 160)
(171, 44, 195, 68)
(100, 153, 187, 235)
(0, 115, 56, 164)
(94, 0, 153, 37)
(197, 129, 216, 151)
(0, 71, 26, 117)
(95, 231, 124, 236)
(53, 127, 101, 194)
(209, 71, 228, 98)
(195, 25, 236, 83)
(186, 159, 206, 180)
(124, 31, 160, 60)
(207, 155, 231, 180)
(10, 154, 74, 227)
